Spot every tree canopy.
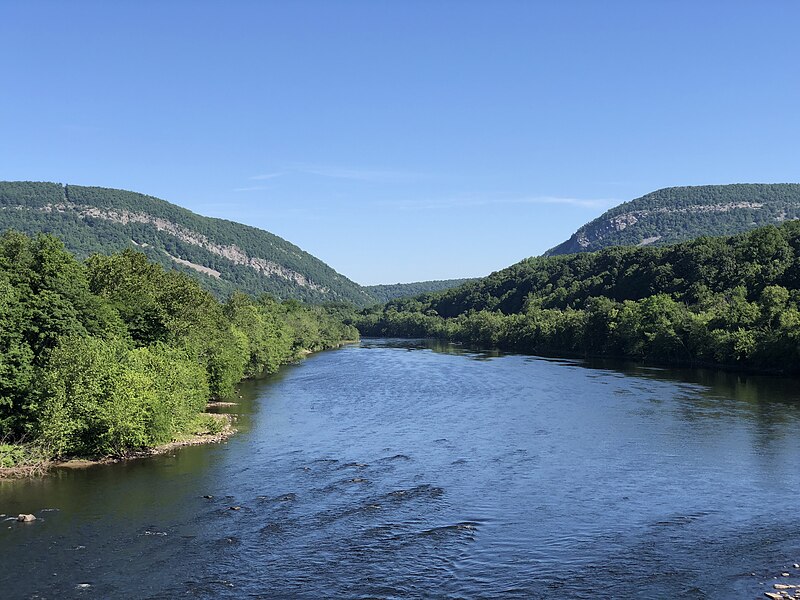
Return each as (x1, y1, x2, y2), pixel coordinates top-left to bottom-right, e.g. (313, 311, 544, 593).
(357, 221, 800, 373)
(0, 231, 357, 458)
(0, 181, 374, 305)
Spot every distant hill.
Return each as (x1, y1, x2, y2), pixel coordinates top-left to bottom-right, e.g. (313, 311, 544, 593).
(364, 278, 478, 303)
(0, 181, 374, 305)
(545, 183, 800, 256)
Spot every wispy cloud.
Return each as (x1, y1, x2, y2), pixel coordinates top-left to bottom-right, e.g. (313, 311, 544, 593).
(249, 172, 284, 181)
(519, 196, 620, 208)
(295, 164, 420, 182)
(247, 163, 423, 184)
(387, 195, 621, 211)
(234, 185, 273, 192)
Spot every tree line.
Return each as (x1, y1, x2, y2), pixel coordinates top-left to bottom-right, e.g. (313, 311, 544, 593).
(0, 231, 357, 461)
(355, 222, 800, 373)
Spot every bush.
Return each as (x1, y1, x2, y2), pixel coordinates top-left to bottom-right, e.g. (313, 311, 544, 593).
(188, 413, 226, 436)
(37, 337, 150, 457)
(125, 344, 209, 444)
(0, 443, 27, 467)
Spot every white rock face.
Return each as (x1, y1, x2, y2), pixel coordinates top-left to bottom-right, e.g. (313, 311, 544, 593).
(35, 203, 328, 292)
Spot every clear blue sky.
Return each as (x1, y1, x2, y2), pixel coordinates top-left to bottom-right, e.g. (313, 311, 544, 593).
(1, 1, 798, 284)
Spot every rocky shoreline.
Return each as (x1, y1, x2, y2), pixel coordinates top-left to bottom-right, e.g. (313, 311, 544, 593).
(762, 564, 800, 599)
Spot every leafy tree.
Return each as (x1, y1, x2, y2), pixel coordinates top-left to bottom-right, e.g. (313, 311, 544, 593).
(354, 220, 800, 374)
(0, 232, 358, 458)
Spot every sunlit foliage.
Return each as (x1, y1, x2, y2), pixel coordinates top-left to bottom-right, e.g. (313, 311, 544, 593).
(0, 231, 358, 457)
(357, 222, 800, 372)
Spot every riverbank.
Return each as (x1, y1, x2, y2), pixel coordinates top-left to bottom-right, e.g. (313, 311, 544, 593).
(0, 412, 235, 480)
(0, 341, 359, 481)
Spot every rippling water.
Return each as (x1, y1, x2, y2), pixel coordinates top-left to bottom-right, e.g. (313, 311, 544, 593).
(2, 339, 800, 599)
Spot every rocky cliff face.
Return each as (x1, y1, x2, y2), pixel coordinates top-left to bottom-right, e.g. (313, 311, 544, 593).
(553, 212, 643, 255)
(546, 184, 800, 256)
(0, 181, 374, 304)
(38, 201, 328, 292)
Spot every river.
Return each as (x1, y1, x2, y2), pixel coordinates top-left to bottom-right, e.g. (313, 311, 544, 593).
(1, 339, 800, 599)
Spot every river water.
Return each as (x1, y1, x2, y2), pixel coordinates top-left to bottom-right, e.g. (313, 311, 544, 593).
(1, 339, 800, 599)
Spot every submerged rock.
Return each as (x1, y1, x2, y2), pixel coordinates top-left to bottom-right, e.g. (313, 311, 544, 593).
(16, 514, 36, 522)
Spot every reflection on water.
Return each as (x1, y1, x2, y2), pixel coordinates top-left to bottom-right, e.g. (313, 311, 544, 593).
(361, 337, 504, 360)
(2, 338, 800, 599)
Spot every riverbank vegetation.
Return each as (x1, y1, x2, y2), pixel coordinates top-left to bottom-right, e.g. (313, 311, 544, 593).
(356, 222, 800, 373)
(0, 231, 357, 466)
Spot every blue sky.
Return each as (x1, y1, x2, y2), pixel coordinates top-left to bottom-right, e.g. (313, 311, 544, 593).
(1, 1, 798, 284)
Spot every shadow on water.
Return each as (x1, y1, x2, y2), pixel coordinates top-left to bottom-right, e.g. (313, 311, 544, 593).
(361, 337, 504, 361)
(366, 336, 800, 410)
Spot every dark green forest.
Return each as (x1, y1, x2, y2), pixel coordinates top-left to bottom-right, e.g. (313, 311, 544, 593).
(357, 222, 800, 372)
(0, 231, 357, 464)
(546, 183, 800, 255)
(0, 181, 374, 305)
(364, 278, 478, 303)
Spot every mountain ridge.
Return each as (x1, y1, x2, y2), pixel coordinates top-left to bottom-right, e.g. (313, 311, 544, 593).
(364, 278, 479, 303)
(0, 181, 374, 305)
(0, 181, 478, 305)
(545, 183, 800, 256)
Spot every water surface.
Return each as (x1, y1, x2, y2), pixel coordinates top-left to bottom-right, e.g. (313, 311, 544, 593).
(2, 339, 800, 599)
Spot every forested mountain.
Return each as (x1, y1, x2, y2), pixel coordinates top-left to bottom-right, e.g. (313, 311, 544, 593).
(546, 184, 800, 256)
(0, 181, 374, 305)
(358, 222, 800, 373)
(364, 278, 478, 302)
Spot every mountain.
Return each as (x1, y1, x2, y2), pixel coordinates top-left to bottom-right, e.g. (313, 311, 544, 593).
(364, 278, 478, 303)
(0, 181, 374, 305)
(545, 183, 800, 256)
